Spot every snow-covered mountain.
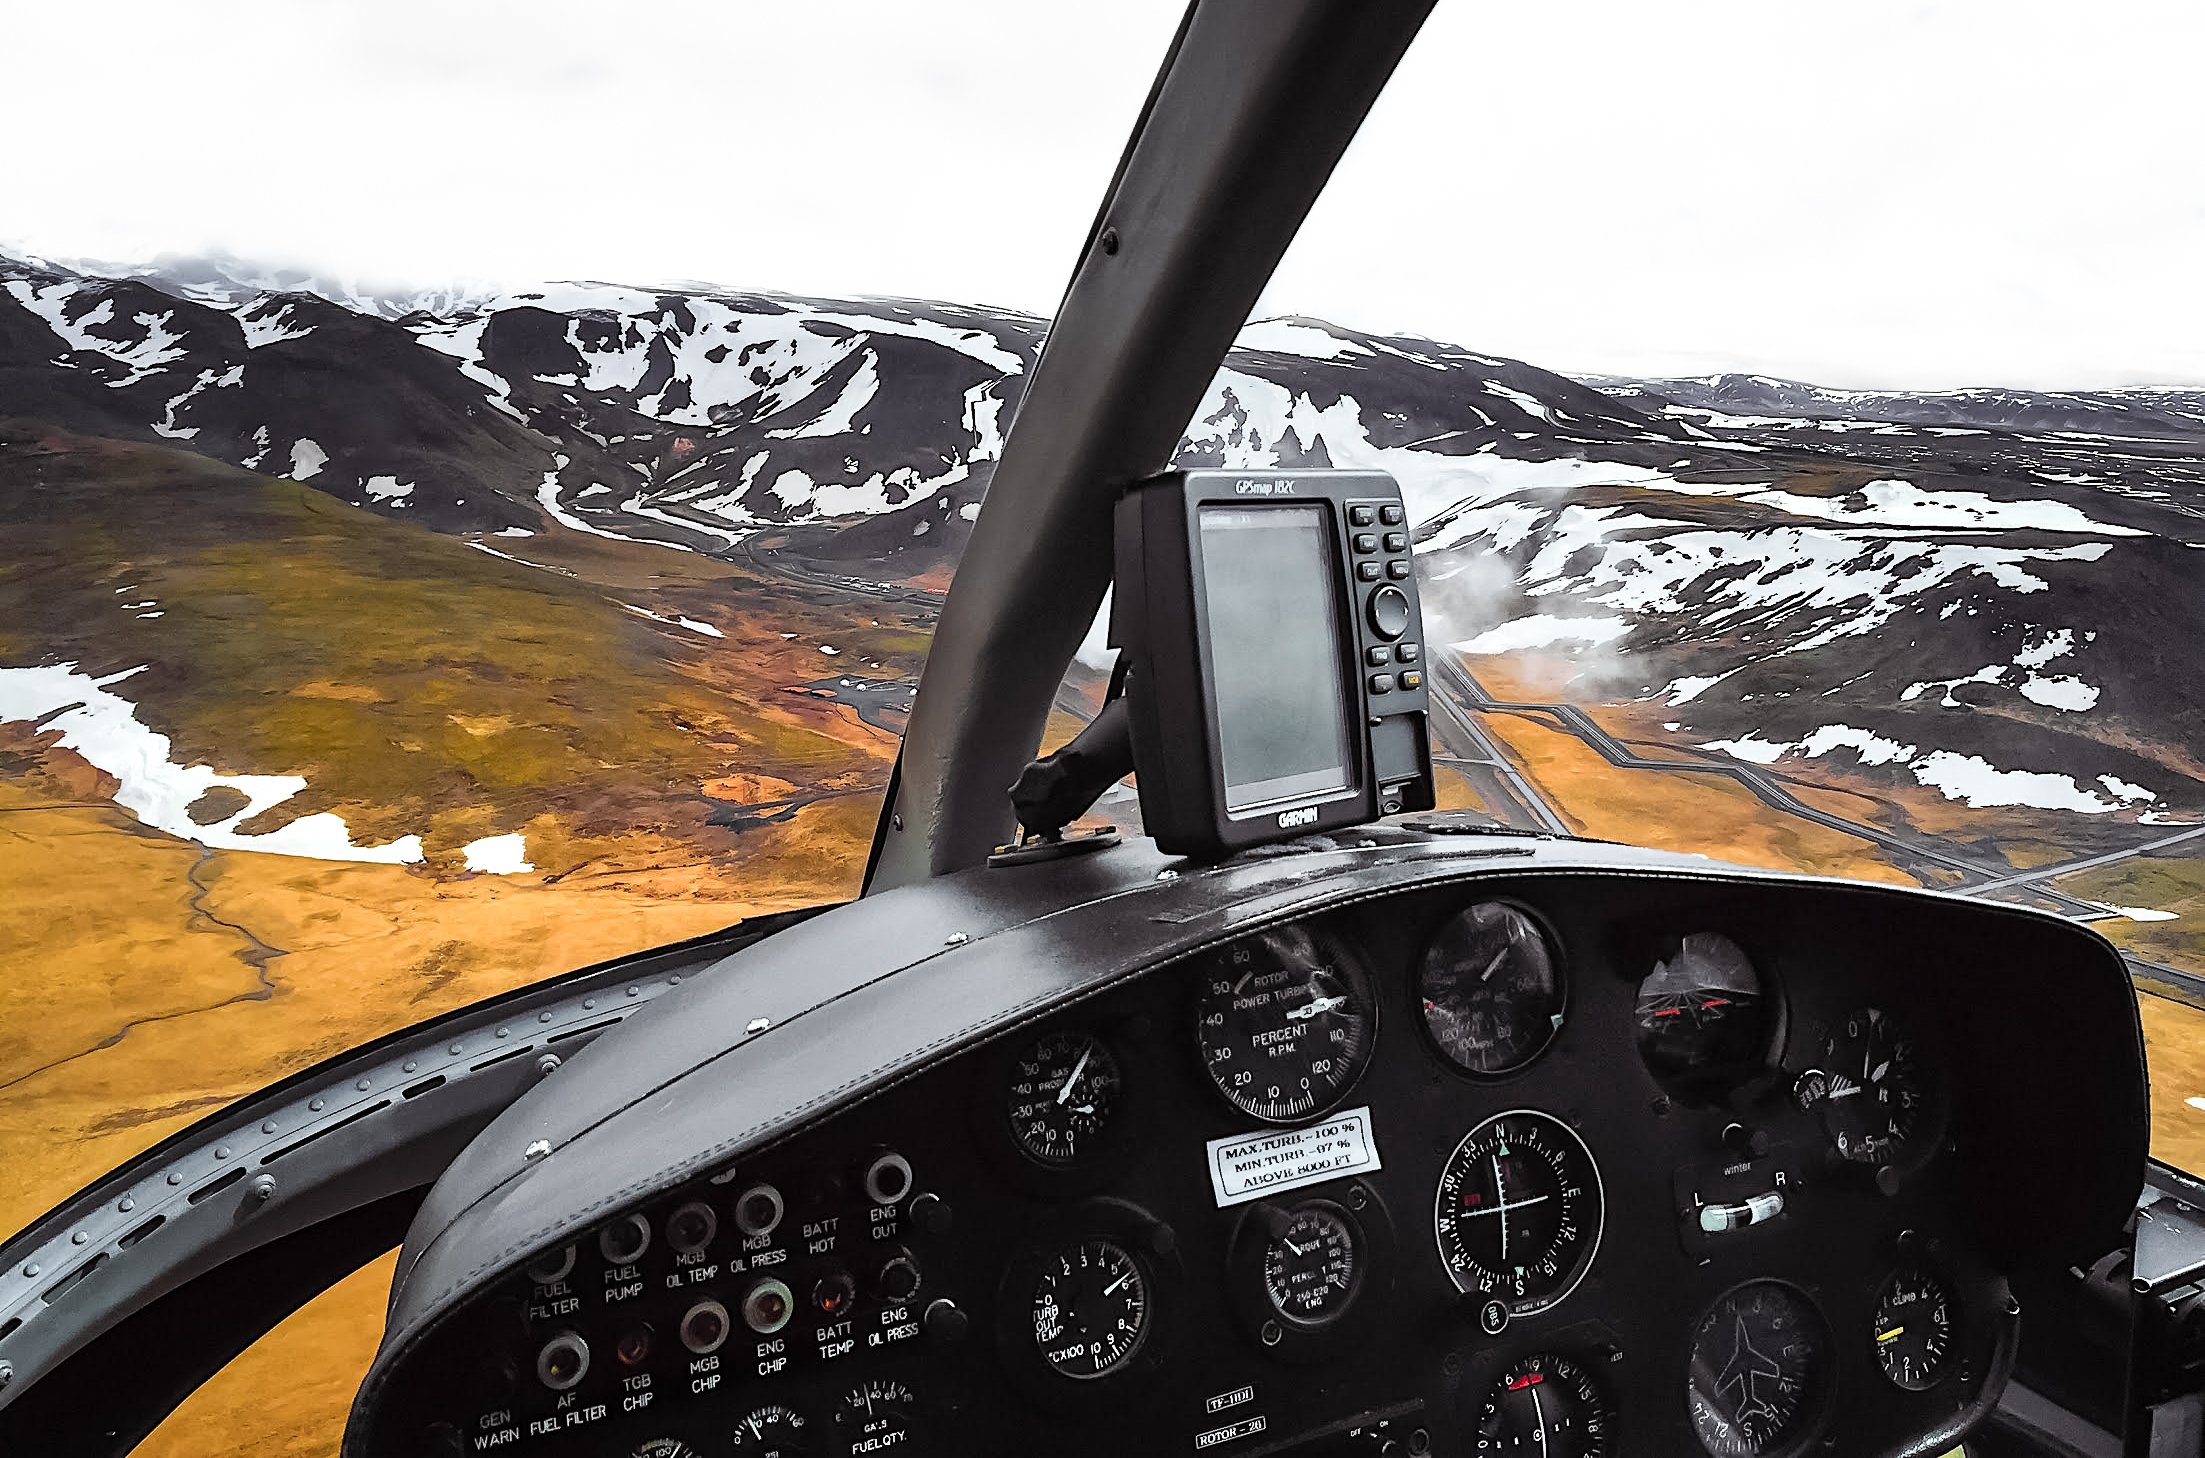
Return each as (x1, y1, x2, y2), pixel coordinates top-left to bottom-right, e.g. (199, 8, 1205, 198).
(5, 247, 2201, 829)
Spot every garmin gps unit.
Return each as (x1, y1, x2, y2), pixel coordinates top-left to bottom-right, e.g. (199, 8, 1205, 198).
(1110, 467, 1435, 858)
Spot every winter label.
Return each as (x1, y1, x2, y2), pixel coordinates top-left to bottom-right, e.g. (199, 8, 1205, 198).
(1205, 1107, 1380, 1207)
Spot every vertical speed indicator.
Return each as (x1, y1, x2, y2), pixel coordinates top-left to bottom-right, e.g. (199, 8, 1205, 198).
(1193, 926, 1375, 1123)
(1433, 1110, 1604, 1318)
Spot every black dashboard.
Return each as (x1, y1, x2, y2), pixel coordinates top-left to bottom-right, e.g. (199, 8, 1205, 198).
(344, 835, 2146, 1458)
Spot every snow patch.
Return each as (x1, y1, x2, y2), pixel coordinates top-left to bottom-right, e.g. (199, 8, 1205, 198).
(289, 438, 328, 479)
(462, 833, 534, 875)
(0, 662, 423, 863)
(1454, 615, 1631, 655)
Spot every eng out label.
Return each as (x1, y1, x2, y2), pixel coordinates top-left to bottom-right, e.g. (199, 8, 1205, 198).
(1204, 1106, 1381, 1207)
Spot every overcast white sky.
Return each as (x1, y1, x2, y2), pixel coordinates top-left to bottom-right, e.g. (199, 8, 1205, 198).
(7, 1, 2202, 388)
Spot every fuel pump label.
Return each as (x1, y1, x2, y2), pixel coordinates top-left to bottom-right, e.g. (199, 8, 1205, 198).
(1204, 1107, 1380, 1207)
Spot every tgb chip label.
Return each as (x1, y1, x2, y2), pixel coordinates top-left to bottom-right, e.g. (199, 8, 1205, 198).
(1205, 1106, 1381, 1207)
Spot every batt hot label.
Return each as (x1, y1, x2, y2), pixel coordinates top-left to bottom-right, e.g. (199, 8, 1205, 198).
(1205, 1107, 1380, 1207)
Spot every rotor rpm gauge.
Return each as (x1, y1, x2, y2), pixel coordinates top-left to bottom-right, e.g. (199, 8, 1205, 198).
(1194, 927, 1375, 1122)
(1873, 1265, 1957, 1391)
(1474, 1353, 1616, 1458)
(1800, 1006, 1926, 1166)
(1433, 1110, 1604, 1317)
(1031, 1237, 1151, 1379)
(1007, 1030, 1123, 1166)
(1419, 901, 1566, 1075)
(1687, 1282, 1831, 1457)
(1260, 1201, 1361, 1326)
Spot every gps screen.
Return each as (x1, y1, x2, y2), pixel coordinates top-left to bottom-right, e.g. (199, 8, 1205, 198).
(1197, 504, 1355, 813)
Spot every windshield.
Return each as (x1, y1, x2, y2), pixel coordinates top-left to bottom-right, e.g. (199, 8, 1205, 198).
(3, 2, 2202, 1451)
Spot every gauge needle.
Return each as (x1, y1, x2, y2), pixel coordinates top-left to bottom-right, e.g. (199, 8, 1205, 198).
(1058, 1044, 1093, 1104)
(1493, 1155, 1508, 1262)
(1103, 1269, 1132, 1295)
(1289, 994, 1347, 1022)
(1878, 1326, 1905, 1343)
(747, 1416, 764, 1440)
(1480, 947, 1508, 982)
(1531, 1381, 1548, 1444)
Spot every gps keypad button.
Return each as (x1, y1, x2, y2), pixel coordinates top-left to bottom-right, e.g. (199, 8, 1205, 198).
(1350, 504, 1376, 527)
(1380, 503, 1404, 525)
(1386, 560, 1411, 580)
(1357, 561, 1382, 582)
(1368, 673, 1395, 694)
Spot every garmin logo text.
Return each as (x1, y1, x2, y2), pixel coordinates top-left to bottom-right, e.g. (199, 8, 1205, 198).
(1232, 479, 1294, 495)
(1277, 806, 1319, 829)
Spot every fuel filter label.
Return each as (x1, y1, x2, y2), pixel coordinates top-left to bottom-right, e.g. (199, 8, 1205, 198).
(1205, 1106, 1381, 1207)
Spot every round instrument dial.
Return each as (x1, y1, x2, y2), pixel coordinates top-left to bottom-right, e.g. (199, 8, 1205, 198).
(1807, 1007, 1925, 1166)
(1474, 1352, 1615, 1458)
(1419, 901, 1565, 1075)
(837, 1379, 912, 1457)
(1194, 928, 1374, 1123)
(1873, 1265, 1956, 1391)
(633, 1443, 698, 1458)
(1007, 1030, 1123, 1166)
(1261, 1201, 1360, 1326)
(1635, 933, 1769, 1085)
(1031, 1237, 1150, 1379)
(1687, 1282, 1830, 1457)
(728, 1403, 809, 1457)
(1433, 1110, 1604, 1317)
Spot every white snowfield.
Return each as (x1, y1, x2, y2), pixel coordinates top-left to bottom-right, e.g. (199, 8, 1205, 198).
(4, 279, 190, 386)
(0, 663, 424, 864)
(1703, 722, 2159, 816)
(461, 833, 533, 875)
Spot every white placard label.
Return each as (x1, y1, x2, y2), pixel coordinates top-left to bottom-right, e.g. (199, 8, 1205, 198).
(1205, 1106, 1381, 1207)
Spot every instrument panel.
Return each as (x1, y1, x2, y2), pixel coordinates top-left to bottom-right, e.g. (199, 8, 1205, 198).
(349, 851, 2143, 1458)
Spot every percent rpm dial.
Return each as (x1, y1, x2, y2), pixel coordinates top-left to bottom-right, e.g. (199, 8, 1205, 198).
(1195, 927, 1375, 1122)
(1434, 1110, 1604, 1317)
(1007, 1030, 1123, 1166)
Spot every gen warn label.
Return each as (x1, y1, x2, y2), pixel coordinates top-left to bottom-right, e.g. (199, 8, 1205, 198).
(1205, 1107, 1380, 1207)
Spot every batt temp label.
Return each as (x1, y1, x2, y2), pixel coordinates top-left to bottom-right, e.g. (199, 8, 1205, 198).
(1205, 1106, 1381, 1207)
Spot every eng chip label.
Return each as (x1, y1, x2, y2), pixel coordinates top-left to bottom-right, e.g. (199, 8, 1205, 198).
(1205, 1106, 1381, 1207)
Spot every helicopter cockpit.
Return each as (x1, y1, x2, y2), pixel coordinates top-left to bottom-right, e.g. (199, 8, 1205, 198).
(0, 5, 2189, 1458)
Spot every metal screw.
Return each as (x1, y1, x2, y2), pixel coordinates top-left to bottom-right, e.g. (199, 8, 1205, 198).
(1348, 1185, 1369, 1210)
(215, 1146, 230, 1159)
(20, 1263, 38, 1278)
(117, 1198, 134, 1213)
(536, 1054, 561, 1077)
(71, 1231, 87, 1246)
(251, 1175, 276, 1203)
(524, 1140, 552, 1162)
(402, 1061, 418, 1074)
(1156, 869, 1179, 881)
(944, 932, 969, 947)
(261, 1121, 278, 1134)
(746, 1018, 771, 1035)
(355, 1078, 371, 1091)
(0, 1362, 13, 1390)
(309, 1098, 326, 1112)
(449, 1043, 464, 1055)
(166, 1173, 183, 1186)
(582, 999, 596, 1011)
(1100, 227, 1120, 256)
(494, 1028, 509, 1040)
(539, 1010, 554, 1023)
(1260, 1320, 1282, 1346)
(626, 986, 641, 997)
